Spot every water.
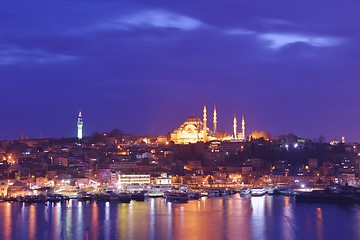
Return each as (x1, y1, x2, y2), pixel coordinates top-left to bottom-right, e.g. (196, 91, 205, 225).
(1, 195, 360, 240)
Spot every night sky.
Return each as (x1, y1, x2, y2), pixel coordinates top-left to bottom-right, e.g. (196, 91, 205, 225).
(1, 1, 360, 142)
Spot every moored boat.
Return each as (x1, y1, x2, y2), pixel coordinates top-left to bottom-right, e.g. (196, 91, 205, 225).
(251, 187, 266, 196)
(240, 187, 251, 196)
(273, 187, 296, 196)
(47, 194, 69, 202)
(131, 191, 149, 201)
(118, 192, 132, 203)
(187, 191, 201, 200)
(164, 191, 188, 203)
(296, 187, 360, 204)
(23, 195, 47, 203)
(265, 187, 275, 195)
(77, 192, 92, 201)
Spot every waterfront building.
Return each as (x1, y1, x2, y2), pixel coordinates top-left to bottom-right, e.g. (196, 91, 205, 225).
(6, 181, 29, 197)
(77, 111, 83, 140)
(117, 173, 151, 192)
(155, 173, 172, 185)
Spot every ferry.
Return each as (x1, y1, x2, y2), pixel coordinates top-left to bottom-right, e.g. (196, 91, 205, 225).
(164, 191, 188, 203)
(251, 187, 266, 196)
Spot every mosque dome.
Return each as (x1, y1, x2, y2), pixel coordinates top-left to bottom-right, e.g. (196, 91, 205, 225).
(170, 115, 206, 144)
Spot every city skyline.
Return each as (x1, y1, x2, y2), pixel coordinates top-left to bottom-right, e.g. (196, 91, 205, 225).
(0, 107, 347, 143)
(1, 1, 360, 141)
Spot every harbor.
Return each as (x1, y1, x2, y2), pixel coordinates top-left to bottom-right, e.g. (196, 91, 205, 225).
(1, 194, 360, 240)
(3, 184, 360, 205)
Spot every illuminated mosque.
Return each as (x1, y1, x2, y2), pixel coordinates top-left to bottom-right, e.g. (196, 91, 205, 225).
(170, 105, 246, 144)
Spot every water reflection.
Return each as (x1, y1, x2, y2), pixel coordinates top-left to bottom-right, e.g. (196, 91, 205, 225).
(117, 203, 128, 239)
(53, 203, 61, 239)
(0, 196, 360, 240)
(104, 202, 110, 240)
(91, 202, 99, 239)
(316, 207, 323, 239)
(3, 203, 12, 240)
(28, 205, 36, 240)
(281, 197, 295, 239)
(251, 196, 266, 239)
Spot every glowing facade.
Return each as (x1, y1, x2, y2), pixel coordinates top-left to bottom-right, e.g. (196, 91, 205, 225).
(170, 115, 210, 144)
(170, 105, 247, 144)
(77, 111, 83, 140)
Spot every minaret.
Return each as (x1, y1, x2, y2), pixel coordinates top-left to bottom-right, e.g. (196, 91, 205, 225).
(233, 113, 237, 139)
(213, 105, 217, 136)
(203, 104, 207, 142)
(77, 111, 83, 140)
(241, 114, 245, 140)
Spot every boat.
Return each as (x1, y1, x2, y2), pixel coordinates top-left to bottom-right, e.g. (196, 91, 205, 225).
(148, 184, 172, 198)
(77, 192, 92, 201)
(164, 191, 188, 203)
(178, 186, 201, 200)
(118, 192, 132, 203)
(131, 191, 149, 201)
(218, 189, 230, 197)
(23, 195, 47, 203)
(273, 187, 296, 196)
(265, 187, 275, 195)
(148, 191, 164, 198)
(47, 194, 69, 202)
(4, 197, 18, 202)
(240, 187, 251, 196)
(251, 187, 266, 196)
(206, 189, 220, 197)
(296, 186, 360, 204)
(187, 191, 201, 200)
(200, 191, 208, 197)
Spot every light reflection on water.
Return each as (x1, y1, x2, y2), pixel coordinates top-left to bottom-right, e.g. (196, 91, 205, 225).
(0, 195, 360, 240)
(4, 203, 11, 240)
(28, 205, 36, 240)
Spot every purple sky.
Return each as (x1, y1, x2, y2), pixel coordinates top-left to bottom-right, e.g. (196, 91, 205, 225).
(1, 0, 360, 142)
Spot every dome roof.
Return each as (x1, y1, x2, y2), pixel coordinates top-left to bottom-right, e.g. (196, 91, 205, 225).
(184, 115, 202, 124)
